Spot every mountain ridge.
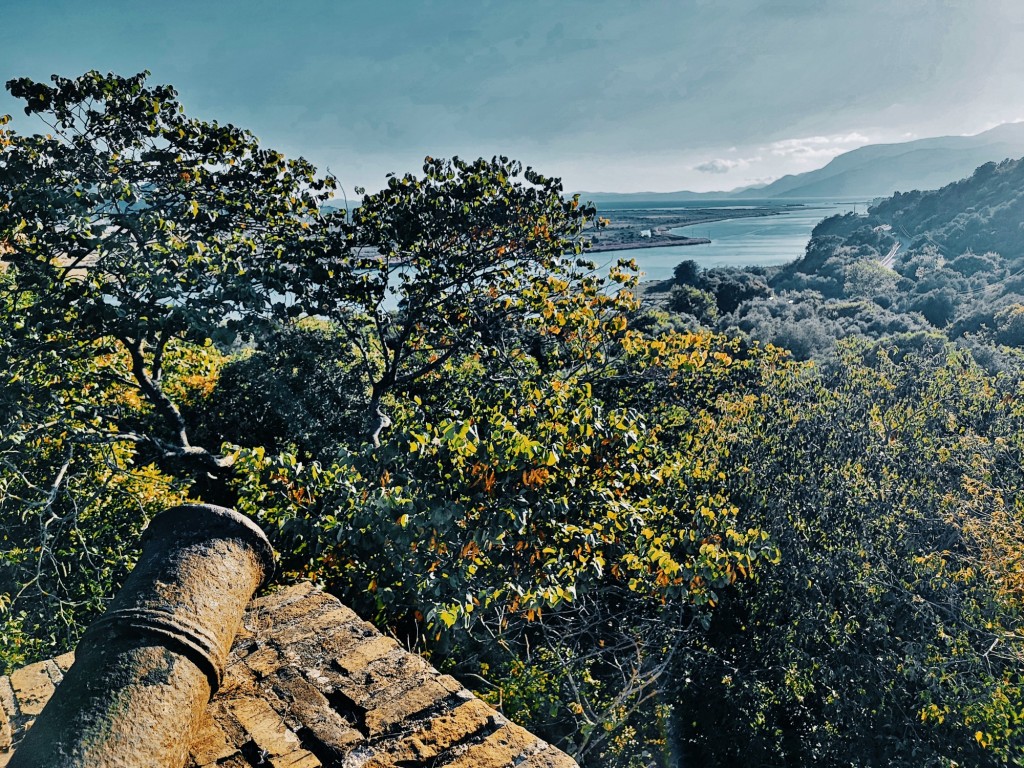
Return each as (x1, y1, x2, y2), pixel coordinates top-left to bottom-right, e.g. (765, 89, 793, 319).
(581, 123, 1024, 204)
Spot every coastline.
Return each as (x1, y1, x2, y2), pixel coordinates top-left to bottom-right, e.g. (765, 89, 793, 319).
(588, 236, 711, 253)
(584, 201, 849, 258)
(587, 205, 797, 254)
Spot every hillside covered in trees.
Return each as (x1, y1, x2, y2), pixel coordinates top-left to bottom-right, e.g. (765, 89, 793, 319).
(2, 72, 1023, 767)
(659, 155, 1024, 367)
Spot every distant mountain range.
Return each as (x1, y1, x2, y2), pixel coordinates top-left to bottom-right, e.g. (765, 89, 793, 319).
(581, 123, 1024, 203)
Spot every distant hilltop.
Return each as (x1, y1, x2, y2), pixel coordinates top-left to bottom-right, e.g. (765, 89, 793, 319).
(581, 122, 1024, 203)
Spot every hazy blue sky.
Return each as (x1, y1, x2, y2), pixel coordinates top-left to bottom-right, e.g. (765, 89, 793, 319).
(2, 1, 1023, 193)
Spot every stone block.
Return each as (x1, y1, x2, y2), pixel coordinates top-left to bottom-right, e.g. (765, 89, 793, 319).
(364, 675, 454, 734)
(188, 712, 237, 766)
(515, 743, 582, 768)
(8, 661, 53, 718)
(442, 721, 538, 768)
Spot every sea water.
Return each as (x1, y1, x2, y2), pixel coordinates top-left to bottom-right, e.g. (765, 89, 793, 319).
(590, 200, 861, 282)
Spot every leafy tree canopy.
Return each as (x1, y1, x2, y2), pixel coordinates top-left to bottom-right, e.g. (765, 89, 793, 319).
(327, 155, 598, 443)
(0, 71, 344, 479)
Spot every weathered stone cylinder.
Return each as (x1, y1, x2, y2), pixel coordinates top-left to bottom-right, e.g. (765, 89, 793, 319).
(7, 504, 275, 768)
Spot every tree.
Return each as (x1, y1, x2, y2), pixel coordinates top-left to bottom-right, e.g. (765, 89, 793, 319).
(0, 267, 194, 669)
(911, 288, 956, 328)
(702, 269, 771, 315)
(0, 71, 344, 485)
(672, 259, 701, 286)
(0, 70, 347, 663)
(993, 303, 1024, 347)
(228, 282, 788, 764)
(668, 284, 719, 324)
(843, 259, 898, 299)
(326, 156, 597, 445)
(672, 338, 1024, 766)
(194, 320, 366, 459)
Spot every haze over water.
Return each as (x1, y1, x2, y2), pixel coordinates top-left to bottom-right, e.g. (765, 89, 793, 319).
(593, 201, 861, 283)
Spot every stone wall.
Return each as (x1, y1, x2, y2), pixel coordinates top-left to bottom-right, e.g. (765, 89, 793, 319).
(0, 582, 577, 768)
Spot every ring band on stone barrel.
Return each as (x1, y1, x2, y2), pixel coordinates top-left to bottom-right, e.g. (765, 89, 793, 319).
(84, 607, 229, 691)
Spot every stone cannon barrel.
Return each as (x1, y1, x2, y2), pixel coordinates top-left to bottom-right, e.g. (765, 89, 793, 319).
(7, 504, 275, 768)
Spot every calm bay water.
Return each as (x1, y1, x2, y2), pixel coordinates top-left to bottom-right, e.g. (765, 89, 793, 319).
(592, 200, 861, 282)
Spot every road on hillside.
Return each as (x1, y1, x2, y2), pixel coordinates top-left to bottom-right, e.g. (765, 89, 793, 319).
(880, 241, 900, 269)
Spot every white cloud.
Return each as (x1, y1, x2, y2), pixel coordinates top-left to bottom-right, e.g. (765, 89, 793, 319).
(767, 132, 870, 161)
(695, 158, 741, 174)
(694, 156, 760, 174)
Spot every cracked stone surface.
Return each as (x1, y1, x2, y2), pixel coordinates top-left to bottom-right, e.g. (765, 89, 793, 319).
(0, 583, 577, 768)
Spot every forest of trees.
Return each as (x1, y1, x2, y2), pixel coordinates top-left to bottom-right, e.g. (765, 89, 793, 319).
(1, 72, 1023, 767)
(659, 155, 1024, 368)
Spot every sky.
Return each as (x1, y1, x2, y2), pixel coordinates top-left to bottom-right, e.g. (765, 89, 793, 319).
(2, 0, 1023, 194)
